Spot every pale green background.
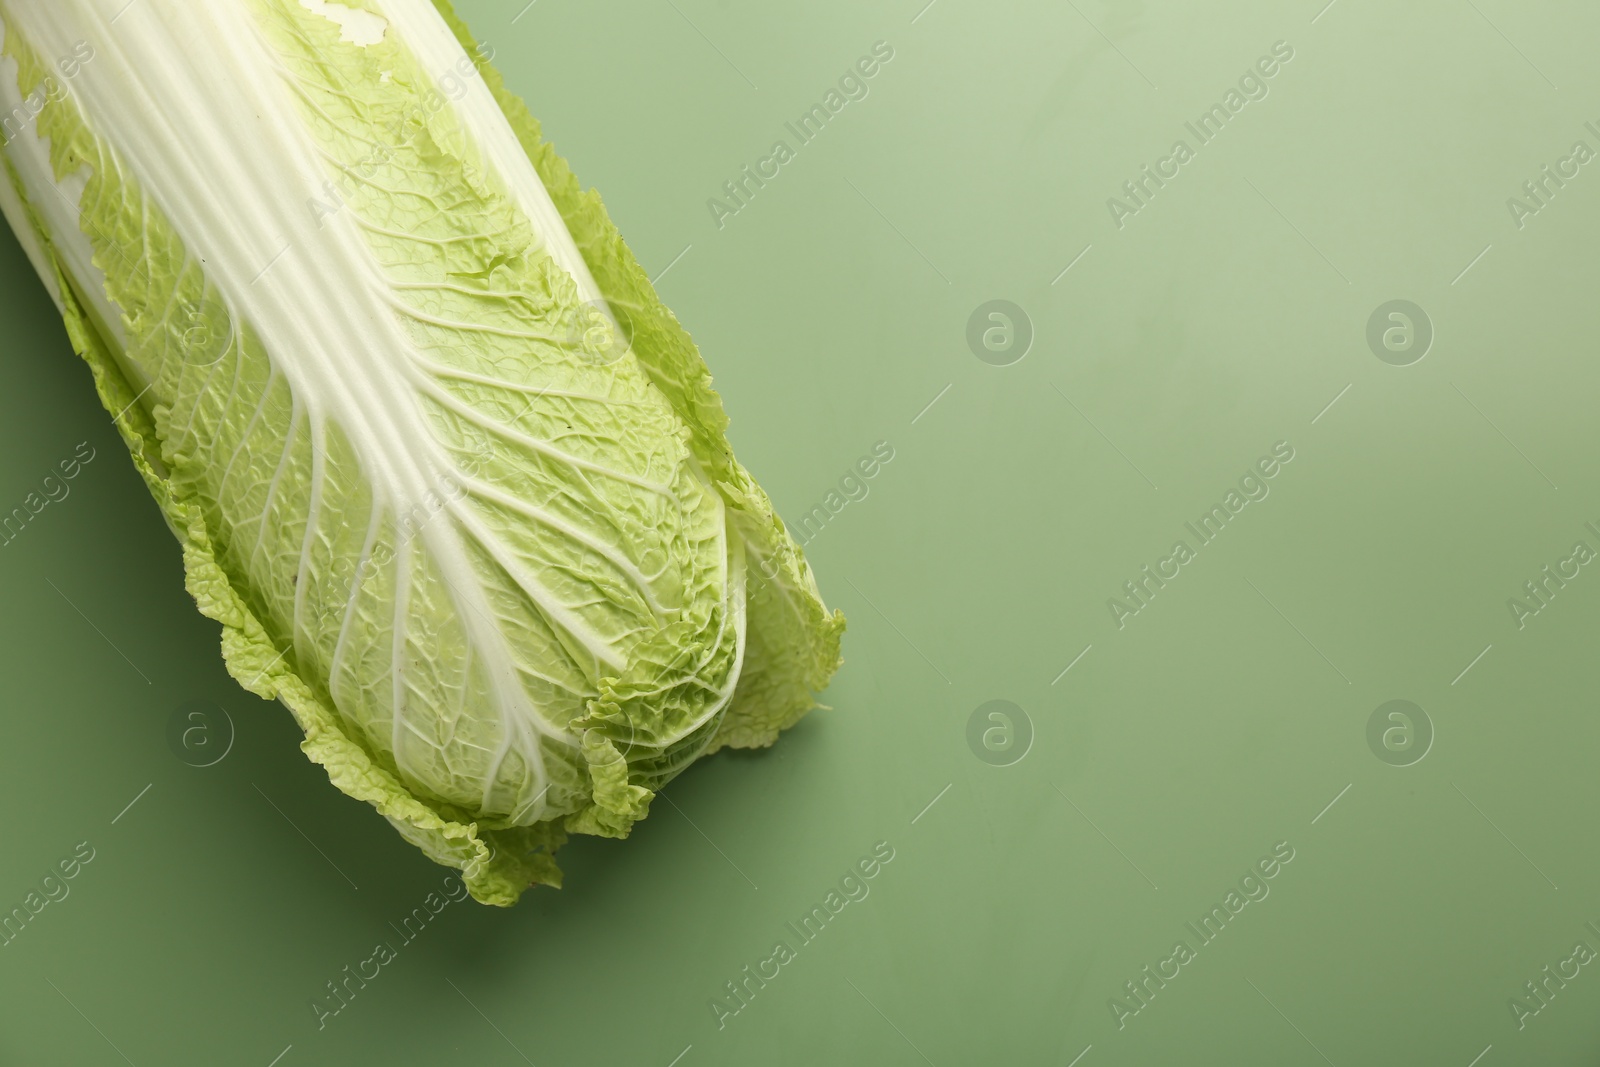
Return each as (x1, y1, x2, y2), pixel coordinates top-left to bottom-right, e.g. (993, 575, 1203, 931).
(3, 0, 1600, 1063)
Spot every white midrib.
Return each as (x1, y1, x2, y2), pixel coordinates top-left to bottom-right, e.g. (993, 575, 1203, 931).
(0, 17, 125, 360)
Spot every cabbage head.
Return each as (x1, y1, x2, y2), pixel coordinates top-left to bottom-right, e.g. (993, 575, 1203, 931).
(0, 0, 843, 904)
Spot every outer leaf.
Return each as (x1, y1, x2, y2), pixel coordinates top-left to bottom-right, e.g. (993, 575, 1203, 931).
(423, 0, 845, 752)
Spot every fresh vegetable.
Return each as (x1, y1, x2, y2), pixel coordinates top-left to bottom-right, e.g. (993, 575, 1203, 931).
(0, 0, 843, 905)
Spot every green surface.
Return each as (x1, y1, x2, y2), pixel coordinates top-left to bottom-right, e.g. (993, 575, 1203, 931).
(3, 0, 1600, 1063)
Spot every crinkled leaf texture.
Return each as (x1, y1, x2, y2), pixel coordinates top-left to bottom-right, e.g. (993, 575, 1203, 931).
(0, 0, 842, 905)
